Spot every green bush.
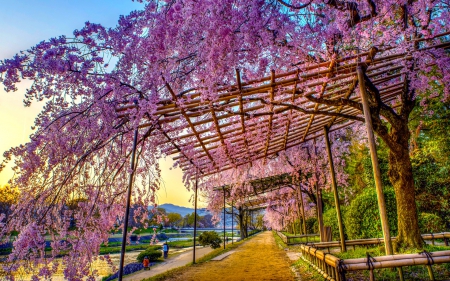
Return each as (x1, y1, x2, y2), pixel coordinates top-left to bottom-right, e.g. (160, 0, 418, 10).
(136, 245, 162, 262)
(323, 207, 346, 241)
(344, 187, 398, 239)
(305, 217, 318, 234)
(198, 231, 222, 249)
(419, 212, 445, 234)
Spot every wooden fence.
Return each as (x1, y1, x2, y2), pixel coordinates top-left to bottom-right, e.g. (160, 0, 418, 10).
(306, 233, 450, 252)
(276, 231, 321, 245)
(300, 244, 450, 281)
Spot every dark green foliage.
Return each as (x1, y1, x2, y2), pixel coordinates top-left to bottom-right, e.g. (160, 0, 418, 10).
(136, 245, 162, 262)
(198, 231, 222, 249)
(323, 207, 346, 241)
(343, 136, 391, 202)
(305, 217, 318, 234)
(344, 187, 398, 239)
(419, 212, 445, 233)
(409, 94, 450, 230)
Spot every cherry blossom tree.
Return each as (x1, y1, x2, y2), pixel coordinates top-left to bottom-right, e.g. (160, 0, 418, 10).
(0, 1, 449, 278)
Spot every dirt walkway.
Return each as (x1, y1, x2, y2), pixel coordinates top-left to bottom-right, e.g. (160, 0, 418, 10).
(161, 231, 295, 281)
(122, 247, 214, 281)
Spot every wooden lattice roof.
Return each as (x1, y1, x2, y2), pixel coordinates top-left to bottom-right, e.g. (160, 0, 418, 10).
(214, 173, 295, 209)
(117, 33, 450, 177)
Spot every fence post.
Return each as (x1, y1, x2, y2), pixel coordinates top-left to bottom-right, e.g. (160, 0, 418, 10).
(398, 267, 404, 281)
(427, 265, 435, 281)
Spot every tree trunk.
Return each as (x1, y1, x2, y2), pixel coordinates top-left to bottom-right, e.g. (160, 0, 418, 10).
(388, 133, 423, 249)
(363, 74, 422, 249)
(238, 207, 246, 240)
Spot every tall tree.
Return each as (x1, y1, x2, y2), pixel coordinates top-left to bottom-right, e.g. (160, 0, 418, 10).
(0, 1, 449, 278)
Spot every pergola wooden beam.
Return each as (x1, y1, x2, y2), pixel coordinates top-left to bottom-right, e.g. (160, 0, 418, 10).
(114, 34, 450, 179)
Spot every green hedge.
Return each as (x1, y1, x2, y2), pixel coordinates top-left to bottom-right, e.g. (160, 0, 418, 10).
(198, 231, 222, 249)
(344, 187, 398, 240)
(323, 207, 346, 241)
(136, 245, 162, 262)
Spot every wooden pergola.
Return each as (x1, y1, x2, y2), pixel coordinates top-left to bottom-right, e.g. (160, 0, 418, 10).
(115, 33, 450, 277)
(118, 33, 449, 178)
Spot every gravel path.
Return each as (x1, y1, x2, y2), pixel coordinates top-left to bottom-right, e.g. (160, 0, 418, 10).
(122, 246, 214, 281)
(160, 231, 295, 281)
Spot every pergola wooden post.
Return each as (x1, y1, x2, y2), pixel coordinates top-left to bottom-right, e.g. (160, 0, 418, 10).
(316, 183, 325, 242)
(193, 170, 199, 263)
(357, 66, 393, 255)
(323, 126, 346, 252)
(118, 125, 139, 281)
(223, 186, 226, 249)
(231, 201, 234, 244)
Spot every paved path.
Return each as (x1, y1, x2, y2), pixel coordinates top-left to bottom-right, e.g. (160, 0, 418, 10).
(122, 246, 214, 281)
(162, 231, 295, 281)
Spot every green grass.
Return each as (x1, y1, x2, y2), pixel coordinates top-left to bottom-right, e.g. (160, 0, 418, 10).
(161, 229, 180, 234)
(273, 230, 288, 249)
(167, 239, 194, 248)
(272, 231, 324, 281)
(293, 258, 326, 281)
(280, 231, 320, 244)
(99, 244, 150, 255)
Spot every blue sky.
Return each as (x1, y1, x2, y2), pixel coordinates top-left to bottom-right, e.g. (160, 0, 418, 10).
(0, 0, 143, 59)
(0, 0, 197, 207)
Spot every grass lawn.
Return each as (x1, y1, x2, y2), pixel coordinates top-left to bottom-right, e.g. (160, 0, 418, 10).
(167, 239, 194, 248)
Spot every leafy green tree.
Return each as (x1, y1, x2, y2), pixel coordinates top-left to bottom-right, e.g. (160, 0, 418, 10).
(409, 93, 450, 230)
(0, 184, 19, 221)
(184, 212, 200, 227)
(198, 231, 222, 249)
(166, 212, 182, 228)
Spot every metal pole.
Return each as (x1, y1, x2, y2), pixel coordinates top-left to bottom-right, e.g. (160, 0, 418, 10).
(357, 66, 393, 255)
(324, 126, 346, 251)
(118, 127, 139, 281)
(231, 201, 234, 244)
(193, 170, 198, 263)
(223, 187, 226, 249)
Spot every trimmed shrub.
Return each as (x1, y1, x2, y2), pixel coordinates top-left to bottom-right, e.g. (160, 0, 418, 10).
(344, 187, 398, 239)
(136, 245, 162, 262)
(419, 212, 445, 234)
(198, 231, 222, 249)
(323, 207, 346, 241)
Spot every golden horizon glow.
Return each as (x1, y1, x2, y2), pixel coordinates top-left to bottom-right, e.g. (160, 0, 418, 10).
(0, 85, 200, 208)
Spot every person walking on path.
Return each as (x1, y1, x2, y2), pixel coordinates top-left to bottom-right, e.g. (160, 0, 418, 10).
(163, 242, 170, 259)
(143, 256, 150, 270)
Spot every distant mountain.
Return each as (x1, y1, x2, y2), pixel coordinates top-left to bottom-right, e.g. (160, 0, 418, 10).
(159, 203, 210, 217)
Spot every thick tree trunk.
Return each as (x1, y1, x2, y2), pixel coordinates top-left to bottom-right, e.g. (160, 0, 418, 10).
(388, 134, 423, 249)
(363, 73, 422, 249)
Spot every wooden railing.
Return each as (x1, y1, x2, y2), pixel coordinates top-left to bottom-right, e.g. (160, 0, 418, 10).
(300, 243, 450, 281)
(300, 245, 341, 281)
(305, 232, 450, 252)
(276, 231, 321, 245)
(276, 231, 288, 244)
